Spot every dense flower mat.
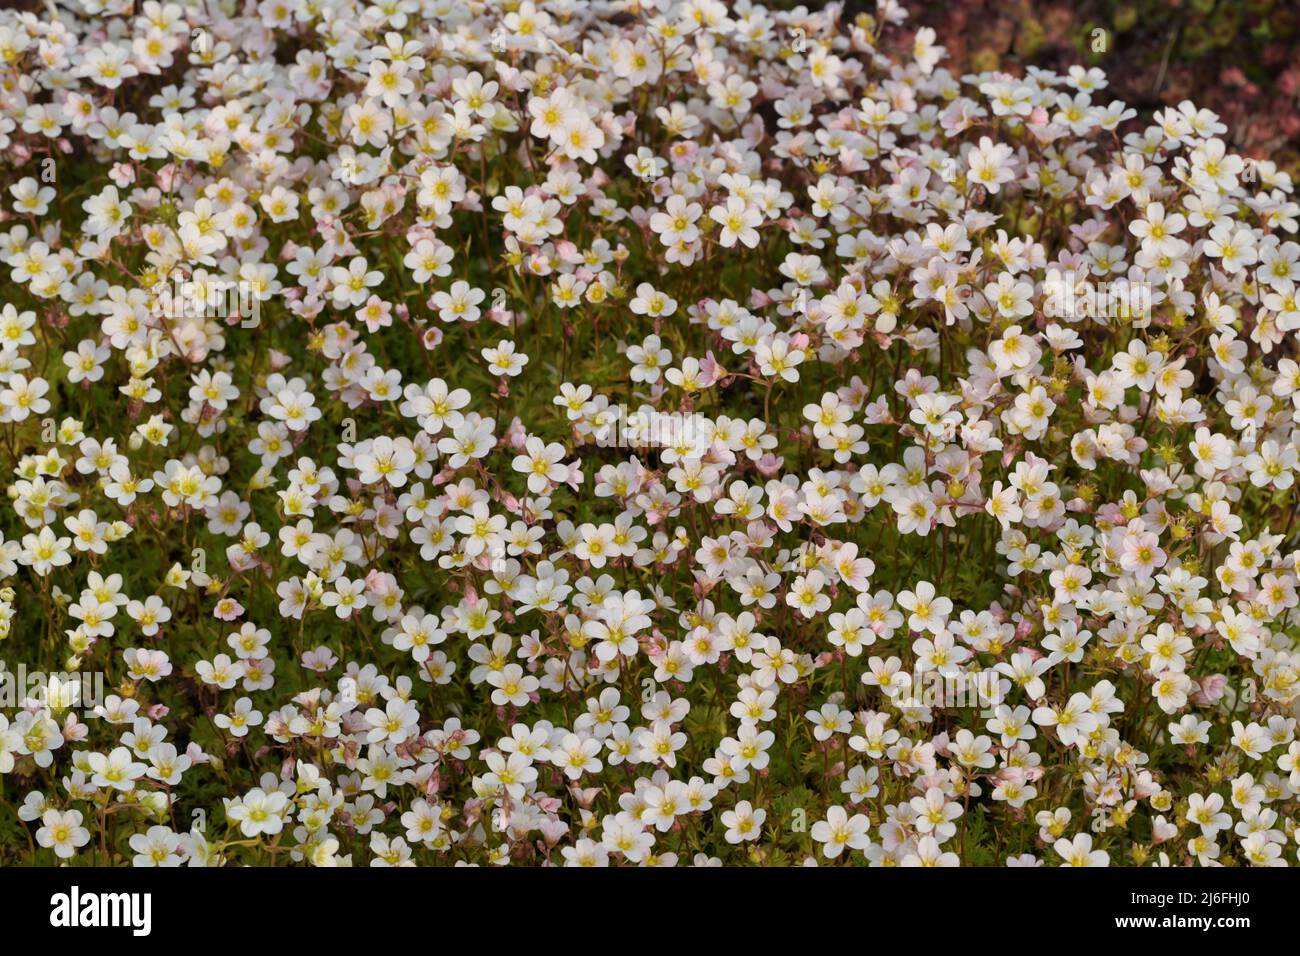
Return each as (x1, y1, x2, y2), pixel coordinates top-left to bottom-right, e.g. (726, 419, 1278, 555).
(0, 0, 1297, 866)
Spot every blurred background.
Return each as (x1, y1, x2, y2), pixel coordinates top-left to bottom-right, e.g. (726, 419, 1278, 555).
(773, 0, 1299, 172)
(906, 0, 1300, 169)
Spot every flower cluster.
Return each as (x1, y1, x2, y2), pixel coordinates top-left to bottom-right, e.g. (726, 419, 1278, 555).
(1, 0, 1299, 867)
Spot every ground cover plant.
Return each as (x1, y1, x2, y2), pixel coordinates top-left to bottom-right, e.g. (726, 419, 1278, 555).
(0, 0, 1299, 867)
